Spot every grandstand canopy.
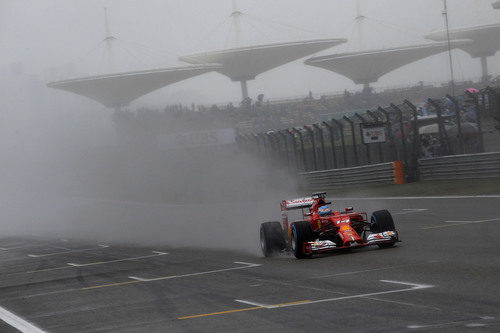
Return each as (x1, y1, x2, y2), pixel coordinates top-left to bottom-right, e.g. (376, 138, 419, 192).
(179, 38, 347, 99)
(425, 23, 500, 81)
(493, 1, 500, 9)
(304, 40, 471, 86)
(47, 64, 222, 108)
(425, 23, 500, 58)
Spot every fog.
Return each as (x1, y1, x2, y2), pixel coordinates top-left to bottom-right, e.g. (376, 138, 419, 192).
(0, 0, 499, 253)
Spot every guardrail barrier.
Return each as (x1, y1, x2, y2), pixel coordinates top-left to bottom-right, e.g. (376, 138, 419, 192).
(419, 152, 500, 181)
(299, 161, 404, 189)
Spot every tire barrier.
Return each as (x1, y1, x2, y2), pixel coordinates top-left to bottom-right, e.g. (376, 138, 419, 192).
(419, 151, 500, 181)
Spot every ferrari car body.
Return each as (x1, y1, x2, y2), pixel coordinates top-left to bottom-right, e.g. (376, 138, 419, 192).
(260, 192, 399, 258)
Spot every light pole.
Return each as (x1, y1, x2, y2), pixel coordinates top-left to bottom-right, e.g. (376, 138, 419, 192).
(442, 0, 456, 96)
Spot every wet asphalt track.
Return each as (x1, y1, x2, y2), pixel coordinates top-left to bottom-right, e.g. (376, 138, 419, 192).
(0, 195, 499, 332)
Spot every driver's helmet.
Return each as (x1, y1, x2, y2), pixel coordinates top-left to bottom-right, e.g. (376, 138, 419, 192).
(318, 205, 332, 216)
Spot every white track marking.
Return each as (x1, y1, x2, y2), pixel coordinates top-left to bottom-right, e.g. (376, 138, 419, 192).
(313, 265, 409, 279)
(28, 245, 110, 258)
(128, 276, 150, 281)
(363, 296, 441, 310)
(408, 317, 494, 329)
(235, 299, 270, 307)
(0, 244, 45, 251)
(233, 261, 259, 266)
(235, 280, 434, 312)
(380, 280, 434, 289)
(0, 305, 46, 332)
(423, 217, 500, 229)
(66, 251, 168, 267)
(269, 280, 433, 309)
(130, 261, 261, 282)
(393, 209, 428, 215)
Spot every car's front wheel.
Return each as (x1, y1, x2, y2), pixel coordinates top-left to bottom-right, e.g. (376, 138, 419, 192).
(370, 210, 397, 248)
(291, 221, 314, 259)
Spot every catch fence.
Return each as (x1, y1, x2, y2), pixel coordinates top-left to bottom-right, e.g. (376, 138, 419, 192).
(237, 87, 500, 183)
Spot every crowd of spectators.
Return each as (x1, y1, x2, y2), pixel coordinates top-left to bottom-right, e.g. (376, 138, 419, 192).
(113, 80, 491, 144)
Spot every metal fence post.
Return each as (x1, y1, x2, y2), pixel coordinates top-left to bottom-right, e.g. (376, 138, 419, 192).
(378, 107, 397, 161)
(271, 132, 284, 162)
(404, 100, 420, 181)
(292, 128, 306, 171)
(366, 110, 384, 163)
(260, 133, 272, 158)
(446, 94, 464, 154)
(278, 131, 290, 166)
(391, 104, 408, 168)
(473, 94, 485, 152)
(313, 124, 327, 170)
(265, 133, 277, 159)
(355, 113, 371, 165)
(428, 98, 450, 156)
(322, 121, 337, 169)
(253, 134, 261, 155)
(332, 118, 347, 167)
(287, 129, 299, 170)
(343, 115, 359, 166)
(304, 126, 317, 171)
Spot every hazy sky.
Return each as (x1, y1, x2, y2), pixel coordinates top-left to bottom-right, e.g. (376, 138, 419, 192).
(1, 0, 500, 107)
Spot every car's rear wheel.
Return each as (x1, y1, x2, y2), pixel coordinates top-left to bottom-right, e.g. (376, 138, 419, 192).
(260, 222, 285, 257)
(370, 210, 397, 248)
(291, 221, 314, 259)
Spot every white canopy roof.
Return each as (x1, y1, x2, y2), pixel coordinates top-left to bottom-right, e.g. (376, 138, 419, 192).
(47, 64, 221, 108)
(493, 1, 500, 9)
(425, 23, 500, 58)
(179, 38, 347, 81)
(304, 41, 471, 85)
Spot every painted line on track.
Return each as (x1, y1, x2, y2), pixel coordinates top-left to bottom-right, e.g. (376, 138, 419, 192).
(83, 261, 261, 290)
(27, 245, 109, 258)
(407, 316, 496, 329)
(2, 261, 261, 301)
(422, 217, 500, 229)
(25, 251, 168, 273)
(393, 209, 428, 215)
(67, 251, 168, 267)
(178, 280, 434, 320)
(312, 264, 410, 279)
(0, 305, 46, 333)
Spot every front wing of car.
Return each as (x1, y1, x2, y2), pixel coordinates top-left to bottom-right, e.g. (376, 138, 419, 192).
(304, 231, 399, 253)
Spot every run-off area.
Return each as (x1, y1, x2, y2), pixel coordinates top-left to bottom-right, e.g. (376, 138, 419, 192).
(0, 196, 498, 332)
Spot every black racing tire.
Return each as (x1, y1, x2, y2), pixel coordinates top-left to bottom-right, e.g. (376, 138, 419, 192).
(370, 210, 397, 248)
(260, 222, 286, 257)
(291, 221, 314, 259)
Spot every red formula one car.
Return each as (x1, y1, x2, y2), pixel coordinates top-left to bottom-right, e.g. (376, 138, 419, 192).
(260, 192, 399, 258)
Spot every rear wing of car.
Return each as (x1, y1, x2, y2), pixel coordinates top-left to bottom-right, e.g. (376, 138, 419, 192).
(281, 197, 315, 211)
(281, 192, 327, 211)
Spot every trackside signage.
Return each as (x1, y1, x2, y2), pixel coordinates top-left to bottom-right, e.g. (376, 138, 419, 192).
(158, 128, 235, 150)
(360, 122, 386, 144)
